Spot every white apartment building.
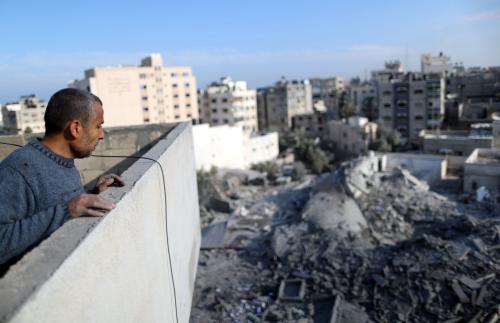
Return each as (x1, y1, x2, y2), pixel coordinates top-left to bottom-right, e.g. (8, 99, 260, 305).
(192, 123, 279, 170)
(70, 54, 198, 128)
(1, 95, 46, 134)
(198, 77, 257, 134)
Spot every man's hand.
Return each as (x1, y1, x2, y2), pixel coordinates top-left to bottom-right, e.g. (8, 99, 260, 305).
(93, 173, 126, 194)
(68, 194, 116, 218)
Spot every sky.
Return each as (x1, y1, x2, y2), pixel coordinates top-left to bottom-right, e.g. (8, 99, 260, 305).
(0, 0, 499, 103)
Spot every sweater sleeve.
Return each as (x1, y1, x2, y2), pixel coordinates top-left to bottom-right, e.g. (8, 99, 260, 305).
(0, 167, 70, 265)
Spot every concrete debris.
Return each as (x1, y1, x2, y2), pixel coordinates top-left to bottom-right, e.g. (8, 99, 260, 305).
(191, 159, 500, 323)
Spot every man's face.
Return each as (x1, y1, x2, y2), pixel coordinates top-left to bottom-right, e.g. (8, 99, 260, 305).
(73, 103, 105, 158)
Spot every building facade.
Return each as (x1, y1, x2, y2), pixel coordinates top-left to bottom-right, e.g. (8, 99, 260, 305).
(291, 110, 328, 139)
(198, 77, 257, 134)
(191, 123, 279, 170)
(309, 77, 344, 116)
(1, 95, 47, 134)
(257, 79, 313, 132)
(349, 80, 377, 119)
(327, 117, 377, 158)
(70, 54, 199, 128)
(376, 72, 445, 145)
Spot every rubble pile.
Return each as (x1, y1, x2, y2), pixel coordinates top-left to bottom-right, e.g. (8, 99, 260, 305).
(191, 164, 500, 323)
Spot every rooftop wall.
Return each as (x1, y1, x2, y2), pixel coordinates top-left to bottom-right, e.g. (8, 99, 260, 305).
(0, 122, 200, 323)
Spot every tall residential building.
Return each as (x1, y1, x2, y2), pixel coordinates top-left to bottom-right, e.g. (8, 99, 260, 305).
(198, 77, 257, 134)
(444, 67, 500, 127)
(309, 77, 345, 116)
(257, 79, 312, 132)
(377, 72, 445, 145)
(1, 95, 46, 134)
(70, 54, 198, 128)
(349, 80, 377, 120)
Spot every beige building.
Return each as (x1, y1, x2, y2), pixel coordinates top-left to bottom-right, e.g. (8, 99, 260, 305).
(327, 117, 377, 157)
(1, 95, 47, 134)
(70, 54, 198, 128)
(257, 79, 313, 132)
(291, 109, 328, 139)
(198, 77, 257, 134)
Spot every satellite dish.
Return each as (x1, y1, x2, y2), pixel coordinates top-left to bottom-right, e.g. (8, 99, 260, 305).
(491, 112, 500, 121)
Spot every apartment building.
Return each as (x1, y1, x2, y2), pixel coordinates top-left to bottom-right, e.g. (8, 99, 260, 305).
(350, 80, 377, 119)
(309, 77, 345, 116)
(291, 108, 328, 139)
(377, 72, 445, 145)
(327, 116, 377, 158)
(70, 54, 198, 128)
(257, 79, 313, 132)
(445, 67, 500, 127)
(1, 95, 46, 134)
(198, 77, 257, 134)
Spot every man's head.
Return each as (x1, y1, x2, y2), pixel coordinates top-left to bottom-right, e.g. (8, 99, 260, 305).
(44, 88, 105, 158)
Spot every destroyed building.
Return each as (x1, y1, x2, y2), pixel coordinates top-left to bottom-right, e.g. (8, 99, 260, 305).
(191, 153, 500, 322)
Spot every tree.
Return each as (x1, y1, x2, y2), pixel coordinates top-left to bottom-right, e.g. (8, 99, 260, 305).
(24, 127, 33, 134)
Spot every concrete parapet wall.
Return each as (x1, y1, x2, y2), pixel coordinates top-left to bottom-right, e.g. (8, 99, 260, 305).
(0, 123, 200, 323)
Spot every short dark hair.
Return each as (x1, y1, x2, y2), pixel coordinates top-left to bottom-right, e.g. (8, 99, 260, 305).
(44, 88, 102, 136)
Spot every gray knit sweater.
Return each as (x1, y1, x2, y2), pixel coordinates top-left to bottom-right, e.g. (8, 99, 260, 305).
(0, 138, 84, 264)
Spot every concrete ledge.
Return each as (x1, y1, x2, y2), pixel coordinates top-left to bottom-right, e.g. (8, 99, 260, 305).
(0, 122, 200, 323)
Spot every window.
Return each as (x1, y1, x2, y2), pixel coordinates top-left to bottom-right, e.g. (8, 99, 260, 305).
(174, 105, 179, 109)
(187, 113, 192, 117)
(171, 73, 177, 77)
(184, 83, 190, 87)
(223, 108, 228, 113)
(139, 73, 146, 79)
(222, 98, 228, 103)
(186, 104, 191, 107)
(211, 99, 217, 103)
(384, 103, 391, 108)
(212, 119, 218, 124)
(185, 93, 191, 97)
(172, 83, 178, 88)
(141, 96, 148, 101)
(143, 107, 149, 112)
(223, 119, 229, 124)
(173, 94, 179, 98)
(415, 115, 424, 121)
(175, 115, 180, 119)
(413, 89, 424, 95)
(143, 118, 150, 123)
(383, 91, 392, 96)
(182, 72, 190, 77)
(140, 85, 147, 90)
(212, 109, 217, 113)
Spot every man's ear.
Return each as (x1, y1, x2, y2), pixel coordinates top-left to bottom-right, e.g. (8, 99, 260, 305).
(68, 120, 83, 139)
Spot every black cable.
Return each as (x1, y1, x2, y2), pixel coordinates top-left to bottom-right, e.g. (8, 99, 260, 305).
(0, 142, 180, 323)
(91, 154, 179, 323)
(0, 141, 23, 148)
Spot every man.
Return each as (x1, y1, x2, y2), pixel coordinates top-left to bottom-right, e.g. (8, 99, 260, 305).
(0, 88, 125, 265)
